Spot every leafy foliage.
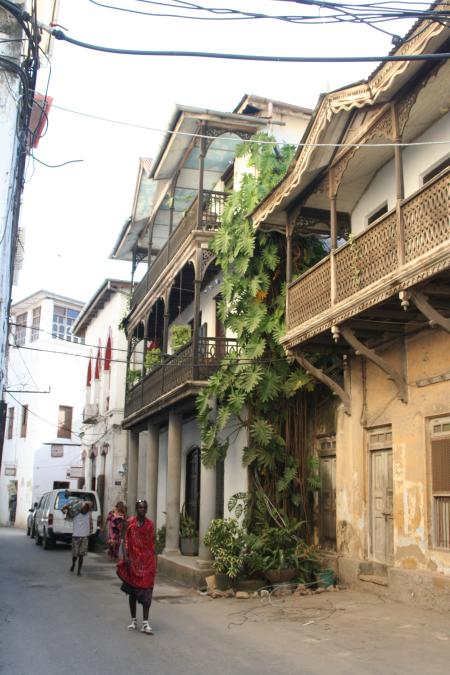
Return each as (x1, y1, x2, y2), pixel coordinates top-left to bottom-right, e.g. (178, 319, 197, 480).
(196, 132, 329, 534)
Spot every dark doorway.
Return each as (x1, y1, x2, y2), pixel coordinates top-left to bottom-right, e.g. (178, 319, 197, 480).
(185, 447, 201, 529)
(53, 481, 70, 490)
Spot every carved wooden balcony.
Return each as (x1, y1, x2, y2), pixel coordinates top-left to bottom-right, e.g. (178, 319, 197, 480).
(131, 190, 226, 310)
(124, 336, 237, 422)
(283, 167, 450, 349)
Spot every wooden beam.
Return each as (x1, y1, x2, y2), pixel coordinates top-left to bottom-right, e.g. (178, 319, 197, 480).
(341, 326, 407, 403)
(410, 291, 450, 334)
(287, 350, 351, 415)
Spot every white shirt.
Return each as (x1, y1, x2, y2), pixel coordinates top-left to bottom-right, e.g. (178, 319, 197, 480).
(72, 512, 91, 537)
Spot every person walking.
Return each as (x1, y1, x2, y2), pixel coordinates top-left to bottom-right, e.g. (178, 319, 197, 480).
(116, 499, 156, 635)
(69, 502, 93, 576)
(105, 501, 127, 560)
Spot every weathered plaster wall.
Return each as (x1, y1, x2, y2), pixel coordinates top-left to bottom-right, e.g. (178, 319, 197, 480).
(335, 327, 450, 582)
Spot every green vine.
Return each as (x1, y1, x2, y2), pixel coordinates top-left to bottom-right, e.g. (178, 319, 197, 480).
(196, 133, 329, 532)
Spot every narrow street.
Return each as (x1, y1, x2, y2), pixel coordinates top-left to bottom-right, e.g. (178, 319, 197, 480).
(1, 528, 449, 675)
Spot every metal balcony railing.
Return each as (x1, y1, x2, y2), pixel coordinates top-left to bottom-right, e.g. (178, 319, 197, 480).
(124, 336, 237, 418)
(131, 190, 227, 310)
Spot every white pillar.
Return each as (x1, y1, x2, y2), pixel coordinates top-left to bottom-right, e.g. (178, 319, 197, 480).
(164, 411, 182, 554)
(137, 431, 147, 500)
(127, 431, 139, 515)
(146, 422, 159, 524)
(197, 463, 216, 566)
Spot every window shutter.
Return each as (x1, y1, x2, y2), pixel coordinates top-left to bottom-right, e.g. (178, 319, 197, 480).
(431, 438, 450, 492)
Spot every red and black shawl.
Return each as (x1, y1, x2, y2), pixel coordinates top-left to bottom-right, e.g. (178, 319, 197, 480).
(117, 516, 156, 589)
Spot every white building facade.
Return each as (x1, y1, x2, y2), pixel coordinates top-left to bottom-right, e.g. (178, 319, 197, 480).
(0, 290, 86, 527)
(72, 279, 131, 519)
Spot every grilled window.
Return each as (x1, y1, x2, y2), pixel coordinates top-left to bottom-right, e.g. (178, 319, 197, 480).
(430, 418, 450, 549)
(7, 407, 14, 439)
(20, 405, 28, 438)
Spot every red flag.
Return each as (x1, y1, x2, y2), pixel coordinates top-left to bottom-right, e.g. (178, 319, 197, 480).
(86, 358, 92, 386)
(104, 334, 112, 371)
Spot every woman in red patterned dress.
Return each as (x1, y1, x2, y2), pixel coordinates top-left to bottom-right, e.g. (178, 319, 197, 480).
(117, 500, 156, 635)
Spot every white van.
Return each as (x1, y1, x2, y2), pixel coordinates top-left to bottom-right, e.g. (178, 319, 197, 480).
(34, 489, 102, 550)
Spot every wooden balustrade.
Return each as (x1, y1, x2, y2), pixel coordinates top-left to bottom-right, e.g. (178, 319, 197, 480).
(286, 168, 450, 335)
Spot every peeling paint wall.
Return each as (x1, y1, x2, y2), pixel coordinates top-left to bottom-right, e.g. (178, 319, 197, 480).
(333, 327, 450, 580)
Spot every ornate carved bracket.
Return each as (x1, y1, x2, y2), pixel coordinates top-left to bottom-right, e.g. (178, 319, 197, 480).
(409, 290, 450, 334)
(287, 349, 351, 415)
(341, 326, 408, 403)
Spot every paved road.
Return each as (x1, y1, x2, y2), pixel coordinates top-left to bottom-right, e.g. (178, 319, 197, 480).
(1, 527, 450, 675)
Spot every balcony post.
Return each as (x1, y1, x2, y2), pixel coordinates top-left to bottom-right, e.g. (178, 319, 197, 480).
(146, 422, 159, 524)
(164, 411, 182, 554)
(162, 287, 171, 355)
(197, 462, 216, 567)
(193, 248, 202, 379)
(329, 173, 338, 306)
(392, 103, 405, 266)
(286, 217, 294, 284)
(126, 430, 139, 514)
(197, 123, 207, 230)
(168, 180, 176, 235)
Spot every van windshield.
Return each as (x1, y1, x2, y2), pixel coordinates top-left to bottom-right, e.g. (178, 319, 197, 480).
(55, 491, 98, 511)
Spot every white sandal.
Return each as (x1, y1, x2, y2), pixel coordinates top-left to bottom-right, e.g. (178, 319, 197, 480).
(141, 621, 154, 635)
(127, 618, 137, 630)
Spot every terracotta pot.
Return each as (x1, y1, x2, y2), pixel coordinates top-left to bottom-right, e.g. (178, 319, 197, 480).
(265, 568, 298, 584)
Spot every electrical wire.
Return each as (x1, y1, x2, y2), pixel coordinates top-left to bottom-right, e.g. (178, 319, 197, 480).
(50, 103, 450, 148)
(45, 27, 450, 62)
(32, 155, 84, 168)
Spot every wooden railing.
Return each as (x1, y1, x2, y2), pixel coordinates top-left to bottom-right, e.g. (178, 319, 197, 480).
(287, 168, 450, 334)
(124, 336, 237, 418)
(131, 190, 227, 309)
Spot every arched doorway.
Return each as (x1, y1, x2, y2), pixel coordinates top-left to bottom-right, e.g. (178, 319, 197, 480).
(185, 447, 201, 529)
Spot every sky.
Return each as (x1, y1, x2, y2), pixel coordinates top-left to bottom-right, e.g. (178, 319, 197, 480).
(14, 0, 416, 305)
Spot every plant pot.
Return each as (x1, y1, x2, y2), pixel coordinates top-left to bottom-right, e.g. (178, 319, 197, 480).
(265, 568, 298, 584)
(215, 573, 234, 591)
(180, 536, 199, 556)
(315, 568, 335, 588)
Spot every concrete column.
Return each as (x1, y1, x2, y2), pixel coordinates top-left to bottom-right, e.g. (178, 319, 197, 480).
(146, 422, 159, 524)
(127, 430, 139, 515)
(137, 431, 147, 500)
(197, 462, 216, 566)
(164, 411, 182, 554)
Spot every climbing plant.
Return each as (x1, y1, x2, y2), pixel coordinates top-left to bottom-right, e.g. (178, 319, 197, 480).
(196, 133, 329, 534)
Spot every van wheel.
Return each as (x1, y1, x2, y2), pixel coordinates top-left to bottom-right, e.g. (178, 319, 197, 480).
(43, 530, 53, 550)
(26, 526, 31, 536)
(35, 529, 42, 545)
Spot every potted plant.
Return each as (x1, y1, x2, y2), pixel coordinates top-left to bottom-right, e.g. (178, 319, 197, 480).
(204, 518, 245, 589)
(155, 525, 166, 555)
(145, 347, 162, 371)
(127, 368, 141, 387)
(179, 509, 199, 556)
(170, 324, 191, 352)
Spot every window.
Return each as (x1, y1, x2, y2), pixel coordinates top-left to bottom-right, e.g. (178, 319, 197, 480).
(15, 312, 27, 346)
(367, 202, 388, 227)
(57, 405, 73, 439)
(30, 306, 41, 342)
(52, 305, 81, 342)
(422, 155, 450, 185)
(20, 405, 28, 438)
(51, 444, 64, 458)
(430, 418, 450, 549)
(7, 407, 14, 439)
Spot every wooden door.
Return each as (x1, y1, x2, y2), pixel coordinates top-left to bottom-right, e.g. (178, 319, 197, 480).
(320, 455, 336, 546)
(371, 448, 394, 563)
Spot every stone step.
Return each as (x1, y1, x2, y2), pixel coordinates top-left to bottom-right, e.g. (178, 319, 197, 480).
(359, 574, 389, 587)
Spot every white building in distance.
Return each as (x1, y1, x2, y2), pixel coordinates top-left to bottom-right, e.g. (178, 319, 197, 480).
(0, 290, 87, 527)
(72, 279, 131, 518)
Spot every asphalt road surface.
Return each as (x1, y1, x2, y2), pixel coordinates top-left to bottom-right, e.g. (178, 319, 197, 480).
(1, 527, 450, 675)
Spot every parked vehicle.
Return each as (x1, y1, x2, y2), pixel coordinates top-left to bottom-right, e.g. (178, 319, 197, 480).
(26, 501, 38, 536)
(34, 489, 102, 550)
